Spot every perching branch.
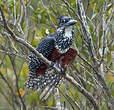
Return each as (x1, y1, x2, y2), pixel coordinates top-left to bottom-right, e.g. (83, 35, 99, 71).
(0, 7, 52, 67)
(65, 74, 98, 110)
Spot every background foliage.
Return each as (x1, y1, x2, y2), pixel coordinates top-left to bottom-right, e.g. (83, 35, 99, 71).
(0, 0, 113, 110)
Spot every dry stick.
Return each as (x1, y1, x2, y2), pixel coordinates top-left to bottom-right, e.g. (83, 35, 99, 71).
(61, 0, 96, 65)
(76, 0, 97, 65)
(75, 62, 105, 92)
(41, 0, 57, 29)
(99, 0, 114, 66)
(22, 0, 29, 41)
(0, 88, 15, 110)
(0, 39, 10, 67)
(10, 56, 26, 110)
(59, 88, 76, 110)
(60, 1, 112, 108)
(0, 7, 58, 70)
(75, 0, 114, 107)
(54, 88, 61, 110)
(40, 106, 57, 110)
(0, 71, 20, 108)
(0, 52, 6, 67)
(0, 49, 29, 61)
(65, 74, 98, 110)
(0, 38, 29, 60)
(13, 0, 16, 28)
(0, 7, 98, 110)
(74, 70, 95, 89)
(4, 8, 50, 63)
(99, 0, 108, 66)
(65, 93, 80, 110)
(65, 81, 80, 110)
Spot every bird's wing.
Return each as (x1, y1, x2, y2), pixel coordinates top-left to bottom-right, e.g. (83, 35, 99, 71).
(26, 37, 56, 90)
(28, 37, 55, 73)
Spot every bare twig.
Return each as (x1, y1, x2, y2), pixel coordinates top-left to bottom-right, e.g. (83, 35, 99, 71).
(13, 0, 17, 28)
(0, 71, 20, 107)
(99, 0, 114, 66)
(61, 0, 80, 19)
(0, 6, 52, 67)
(40, 106, 57, 110)
(74, 63, 103, 88)
(65, 74, 99, 110)
(44, 86, 54, 100)
(99, 0, 108, 66)
(22, 0, 29, 40)
(66, 93, 80, 110)
(59, 88, 76, 110)
(40, 86, 50, 99)
(0, 88, 15, 110)
(78, 54, 97, 72)
(75, 0, 97, 66)
(10, 56, 26, 110)
(54, 88, 61, 110)
(0, 49, 29, 61)
(41, 0, 57, 29)
(64, 79, 80, 110)
(74, 69, 95, 89)
(74, 1, 114, 108)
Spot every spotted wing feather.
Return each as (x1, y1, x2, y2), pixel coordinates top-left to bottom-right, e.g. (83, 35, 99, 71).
(26, 37, 56, 90)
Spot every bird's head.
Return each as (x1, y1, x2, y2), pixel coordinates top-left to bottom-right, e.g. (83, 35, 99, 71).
(58, 15, 76, 28)
(55, 15, 76, 53)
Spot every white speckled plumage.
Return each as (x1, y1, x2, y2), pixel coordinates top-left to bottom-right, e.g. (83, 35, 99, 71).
(26, 15, 76, 94)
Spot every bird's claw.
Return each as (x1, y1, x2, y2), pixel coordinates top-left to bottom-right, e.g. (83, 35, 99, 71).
(60, 67, 66, 75)
(50, 61, 66, 75)
(50, 61, 58, 71)
(50, 61, 55, 68)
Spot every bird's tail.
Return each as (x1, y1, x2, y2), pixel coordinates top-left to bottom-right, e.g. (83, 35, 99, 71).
(26, 71, 63, 91)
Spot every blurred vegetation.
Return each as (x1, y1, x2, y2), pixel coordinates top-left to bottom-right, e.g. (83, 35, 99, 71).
(0, 0, 113, 110)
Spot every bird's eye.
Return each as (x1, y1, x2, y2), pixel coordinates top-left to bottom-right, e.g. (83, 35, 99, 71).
(61, 20, 65, 23)
(61, 19, 69, 24)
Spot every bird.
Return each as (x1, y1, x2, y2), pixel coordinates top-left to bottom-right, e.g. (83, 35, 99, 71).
(26, 15, 78, 92)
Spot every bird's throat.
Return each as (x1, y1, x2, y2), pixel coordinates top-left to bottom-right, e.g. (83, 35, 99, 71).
(55, 26, 73, 53)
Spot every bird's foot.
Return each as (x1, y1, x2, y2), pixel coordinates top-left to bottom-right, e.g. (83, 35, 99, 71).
(50, 62, 66, 75)
(60, 67, 66, 75)
(50, 61, 55, 68)
(50, 61, 58, 72)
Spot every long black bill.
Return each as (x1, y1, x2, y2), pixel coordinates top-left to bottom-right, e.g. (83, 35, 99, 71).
(64, 19, 77, 26)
